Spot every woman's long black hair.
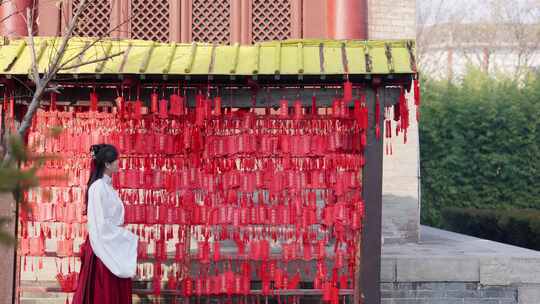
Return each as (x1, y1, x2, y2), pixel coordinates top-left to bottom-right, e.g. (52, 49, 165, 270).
(85, 144, 119, 211)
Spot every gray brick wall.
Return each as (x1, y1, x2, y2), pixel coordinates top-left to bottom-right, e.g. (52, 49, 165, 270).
(367, 0, 421, 244)
(381, 282, 519, 304)
(368, 0, 416, 40)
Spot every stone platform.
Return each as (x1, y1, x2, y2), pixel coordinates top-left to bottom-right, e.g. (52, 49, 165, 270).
(381, 226, 540, 304)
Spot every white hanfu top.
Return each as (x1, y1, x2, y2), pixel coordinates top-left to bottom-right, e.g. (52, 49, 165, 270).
(87, 175, 138, 278)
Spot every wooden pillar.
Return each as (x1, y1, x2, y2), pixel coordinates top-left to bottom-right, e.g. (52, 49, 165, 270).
(169, 0, 182, 42)
(37, 0, 61, 36)
(0, 194, 16, 304)
(230, 0, 241, 44)
(0, 0, 37, 37)
(231, 0, 252, 45)
(326, 0, 368, 40)
(358, 86, 384, 304)
(290, 0, 302, 39)
(60, 0, 72, 33)
(302, 0, 326, 38)
(180, 0, 191, 43)
(240, 0, 251, 44)
(110, 0, 130, 39)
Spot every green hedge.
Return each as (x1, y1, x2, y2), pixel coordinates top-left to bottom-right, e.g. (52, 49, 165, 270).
(442, 207, 540, 251)
(419, 70, 540, 226)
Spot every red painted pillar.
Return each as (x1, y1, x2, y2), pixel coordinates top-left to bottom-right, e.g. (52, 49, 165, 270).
(327, 0, 367, 39)
(0, 0, 37, 37)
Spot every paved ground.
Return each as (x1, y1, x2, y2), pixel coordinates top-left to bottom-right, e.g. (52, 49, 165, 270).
(382, 226, 540, 285)
(385, 225, 540, 258)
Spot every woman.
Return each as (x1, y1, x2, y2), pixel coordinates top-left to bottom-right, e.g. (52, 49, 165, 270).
(73, 144, 138, 304)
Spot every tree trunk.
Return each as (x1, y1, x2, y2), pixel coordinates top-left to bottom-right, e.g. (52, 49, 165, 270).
(0, 193, 16, 302)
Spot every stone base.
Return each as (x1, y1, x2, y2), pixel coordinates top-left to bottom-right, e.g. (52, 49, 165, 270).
(382, 282, 518, 304)
(381, 226, 540, 304)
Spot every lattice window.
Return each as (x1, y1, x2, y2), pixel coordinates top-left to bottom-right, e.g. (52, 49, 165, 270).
(192, 0, 231, 44)
(252, 0, 291, 42)
(130, 0, 170, 42)
(73, 0, 111, 37)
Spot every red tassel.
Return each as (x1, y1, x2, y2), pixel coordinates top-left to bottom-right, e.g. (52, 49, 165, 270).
(90, 91, 98, 112)
(115, 96, 124, 118)
(50, 92, 57, 111)
(323, 282, 332, 301)
(205, 98, 212, 117)
(294, 99, 302, 119)
(414, 78, 421, 106)
(332, 98, 340, 117)
(2, 91, 8, 117)
(8, 92, 14, 119)
(280, 99, 289, 118)
(169, 94, 181, 116)
(214, 96, 222, 115)
(386, 120, 392, 139)
(213, 241, 220, 262)
(343, 81, 352, 102)
(133, 100, 142, 120)
(168, 269, 177, 290)
(399, 86, 410, 143)
(195, 93, 205, 125)
(312, 95, 317, 115)
(159, 98, 168, 119)
(151, 92, 158, 113)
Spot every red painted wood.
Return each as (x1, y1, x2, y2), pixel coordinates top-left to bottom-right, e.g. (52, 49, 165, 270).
(327, 0, 367, 39)
(0, 0, 36, 37)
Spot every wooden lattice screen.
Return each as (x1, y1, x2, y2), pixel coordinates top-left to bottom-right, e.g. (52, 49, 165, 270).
(191, 0, 231, 44)
(72, 0, 111, 38)
(252, 0, 292, 43)
(130, 0, 170, 42)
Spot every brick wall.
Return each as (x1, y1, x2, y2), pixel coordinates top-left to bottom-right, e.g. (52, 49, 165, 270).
(381, 282, 519, 304)
(367, 0, 420, 244)
(368, 0, 416, 40)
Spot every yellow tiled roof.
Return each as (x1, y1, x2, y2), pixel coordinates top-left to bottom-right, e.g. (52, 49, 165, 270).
(0, 37, 416, 76)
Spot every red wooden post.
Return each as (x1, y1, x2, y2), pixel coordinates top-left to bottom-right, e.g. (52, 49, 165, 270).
(326, 0, 368, 39)
(0, 0, 37, 37)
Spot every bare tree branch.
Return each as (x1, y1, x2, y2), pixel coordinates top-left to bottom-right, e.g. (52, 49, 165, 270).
(26, 7, 40, 85)
(57, 8, 142, 71)
(1, 0, 141, 166)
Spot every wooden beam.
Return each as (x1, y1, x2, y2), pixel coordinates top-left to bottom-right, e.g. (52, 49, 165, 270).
(229, 43, 240, 74)
(162, 43, 178, 74)
(184, 42, 197, 74)
(139, 41, 156, 73)
(252, 43, 260, 75)
(297, 42, 304, 74)
(274, 42, 282, 75)
(43, 85, 393, 108)
(95, 42, 113, 73)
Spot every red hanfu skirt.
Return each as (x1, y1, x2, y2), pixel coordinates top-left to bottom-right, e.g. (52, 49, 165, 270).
(72, 238, 133, 304)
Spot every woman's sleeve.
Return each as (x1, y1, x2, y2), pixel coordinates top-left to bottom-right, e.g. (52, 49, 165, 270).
(87, 181, 138, 278)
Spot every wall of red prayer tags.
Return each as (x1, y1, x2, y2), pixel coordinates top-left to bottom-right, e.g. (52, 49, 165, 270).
(16, 80, 418, 302)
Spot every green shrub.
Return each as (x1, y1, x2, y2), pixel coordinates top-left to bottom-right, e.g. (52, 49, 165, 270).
(442, 207, 540, 250)
(419, 69, 540, 226)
